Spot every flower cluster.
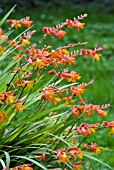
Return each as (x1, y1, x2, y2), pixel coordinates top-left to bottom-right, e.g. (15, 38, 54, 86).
(51, 146, 83, 169)
(102, 121, 114, 135)
(42, 14, 87, 38)
(6, 17, 33, 29)
(71, 103, 110, 118)
(76, 123, 97, 137)
(80, 48, 102, 61)
(82, 143, 102, 154)
(2, 164, 33, 170)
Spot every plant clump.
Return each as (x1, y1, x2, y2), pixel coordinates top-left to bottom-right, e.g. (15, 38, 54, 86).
(0, 8, 113, 170)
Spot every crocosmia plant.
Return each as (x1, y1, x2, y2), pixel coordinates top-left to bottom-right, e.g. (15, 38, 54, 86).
(0, 6, 113, 170)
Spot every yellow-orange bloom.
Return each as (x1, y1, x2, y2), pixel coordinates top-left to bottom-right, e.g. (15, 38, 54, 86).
(7, 20, 21, 29)
(0, 110, 8, 123)
(90, 127, 96, 134)
(10, 164, 33, 170)
(55, 30, 66, 38)
(23, 167, 33, 170)
(41, 87, 61, 106)
(109, 127, 114, 136)
(102, 121, 114, 136)
(6, 17, 33, 29)
(0, 46, 5, 55)
(32, 58, 47, 70)
(52, 97, 61, 106)
(45, 90, 61, 105)
(58, 152, 71, 164)
(14, 103, 24, 112)
(63, 96, 74, 106)
(21, 80, 34, 89)
(6, 93, 15, 104)
(37, 153, 46, 161)
(60, 71, 81, 83)
(62, 49, 70, 55)
(92, 54, 102, 61)
(73, 163, 82, 170)
(20, 37, 30, 47)
(73, 20, 85, 32)
(83, 143, 102, 154)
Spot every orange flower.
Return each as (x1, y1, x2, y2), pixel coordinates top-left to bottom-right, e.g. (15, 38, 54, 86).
(65, 55, 75, 66)
(8, 39, 17, 46)
(83, 143, 102, 154)
(6, 19, 21, 29)
(96, 108, 107, 118)
(43, 27, 66, 38)
(66, 19, 74, 28)
(52, 97, 61, 106)
(0, 46, 5, 55)
(0, 110, 8, 123)
(43, 89, 55, 102)
(60, 71, 81, 83)
(89, 127, 96, 134)
(45, 90, 61, 105)
(63, 96, 74, 106)
(50, 49, 76, 67)
(81, 48, 102, 61)
(41, 86, 61, 105)
(14, 103, 24, 112)
(55, 30, 66, 38)
(42, 27, 57, 35)
(71, 106, 81, 117)
(38, 153, 46, 161)
(32, 58, 47, 70)
(77, 123, 97, 137)
(20, 20, 33, 28)
(10, 164, 33, 170)
(58, 152, 71, 164)
(62, 49, 70, 55)
(65, 19, 85, 31)
(19, 36, 30, 47)
(2, 92, 15, 104)
(73, 163, 82, 170)
(68, 146, 83, 160)
(92, 54, 102, 61)
(48, 70, 57, 75)
(71, 81, 93, 103)
(73, 20, 85, 32)
(102, 121, 114, 135)
(71, 84, 85, 96)
(6, 17, 33, 29)
(21, 80, 34, 89)
(23, 167, 33, 170)
(8, 40, 22, 50)
(109, 127, 114, 135)
(71, 105, 93, 118)
(76, 123, 93, 137)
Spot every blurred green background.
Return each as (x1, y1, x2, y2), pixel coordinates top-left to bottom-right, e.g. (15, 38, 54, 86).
(0, 0, 114, 168)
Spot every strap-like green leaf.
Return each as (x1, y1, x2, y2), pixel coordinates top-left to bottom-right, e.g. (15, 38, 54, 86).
(0, 158, 6, 168)
(48, 133, 71, 147)
(83, 153, 113, 170)
(4, 151, 10, 170)
(0, 5, 16, 27)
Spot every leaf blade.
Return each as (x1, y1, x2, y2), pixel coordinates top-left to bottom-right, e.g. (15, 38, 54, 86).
(0, 5, 16, 26)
